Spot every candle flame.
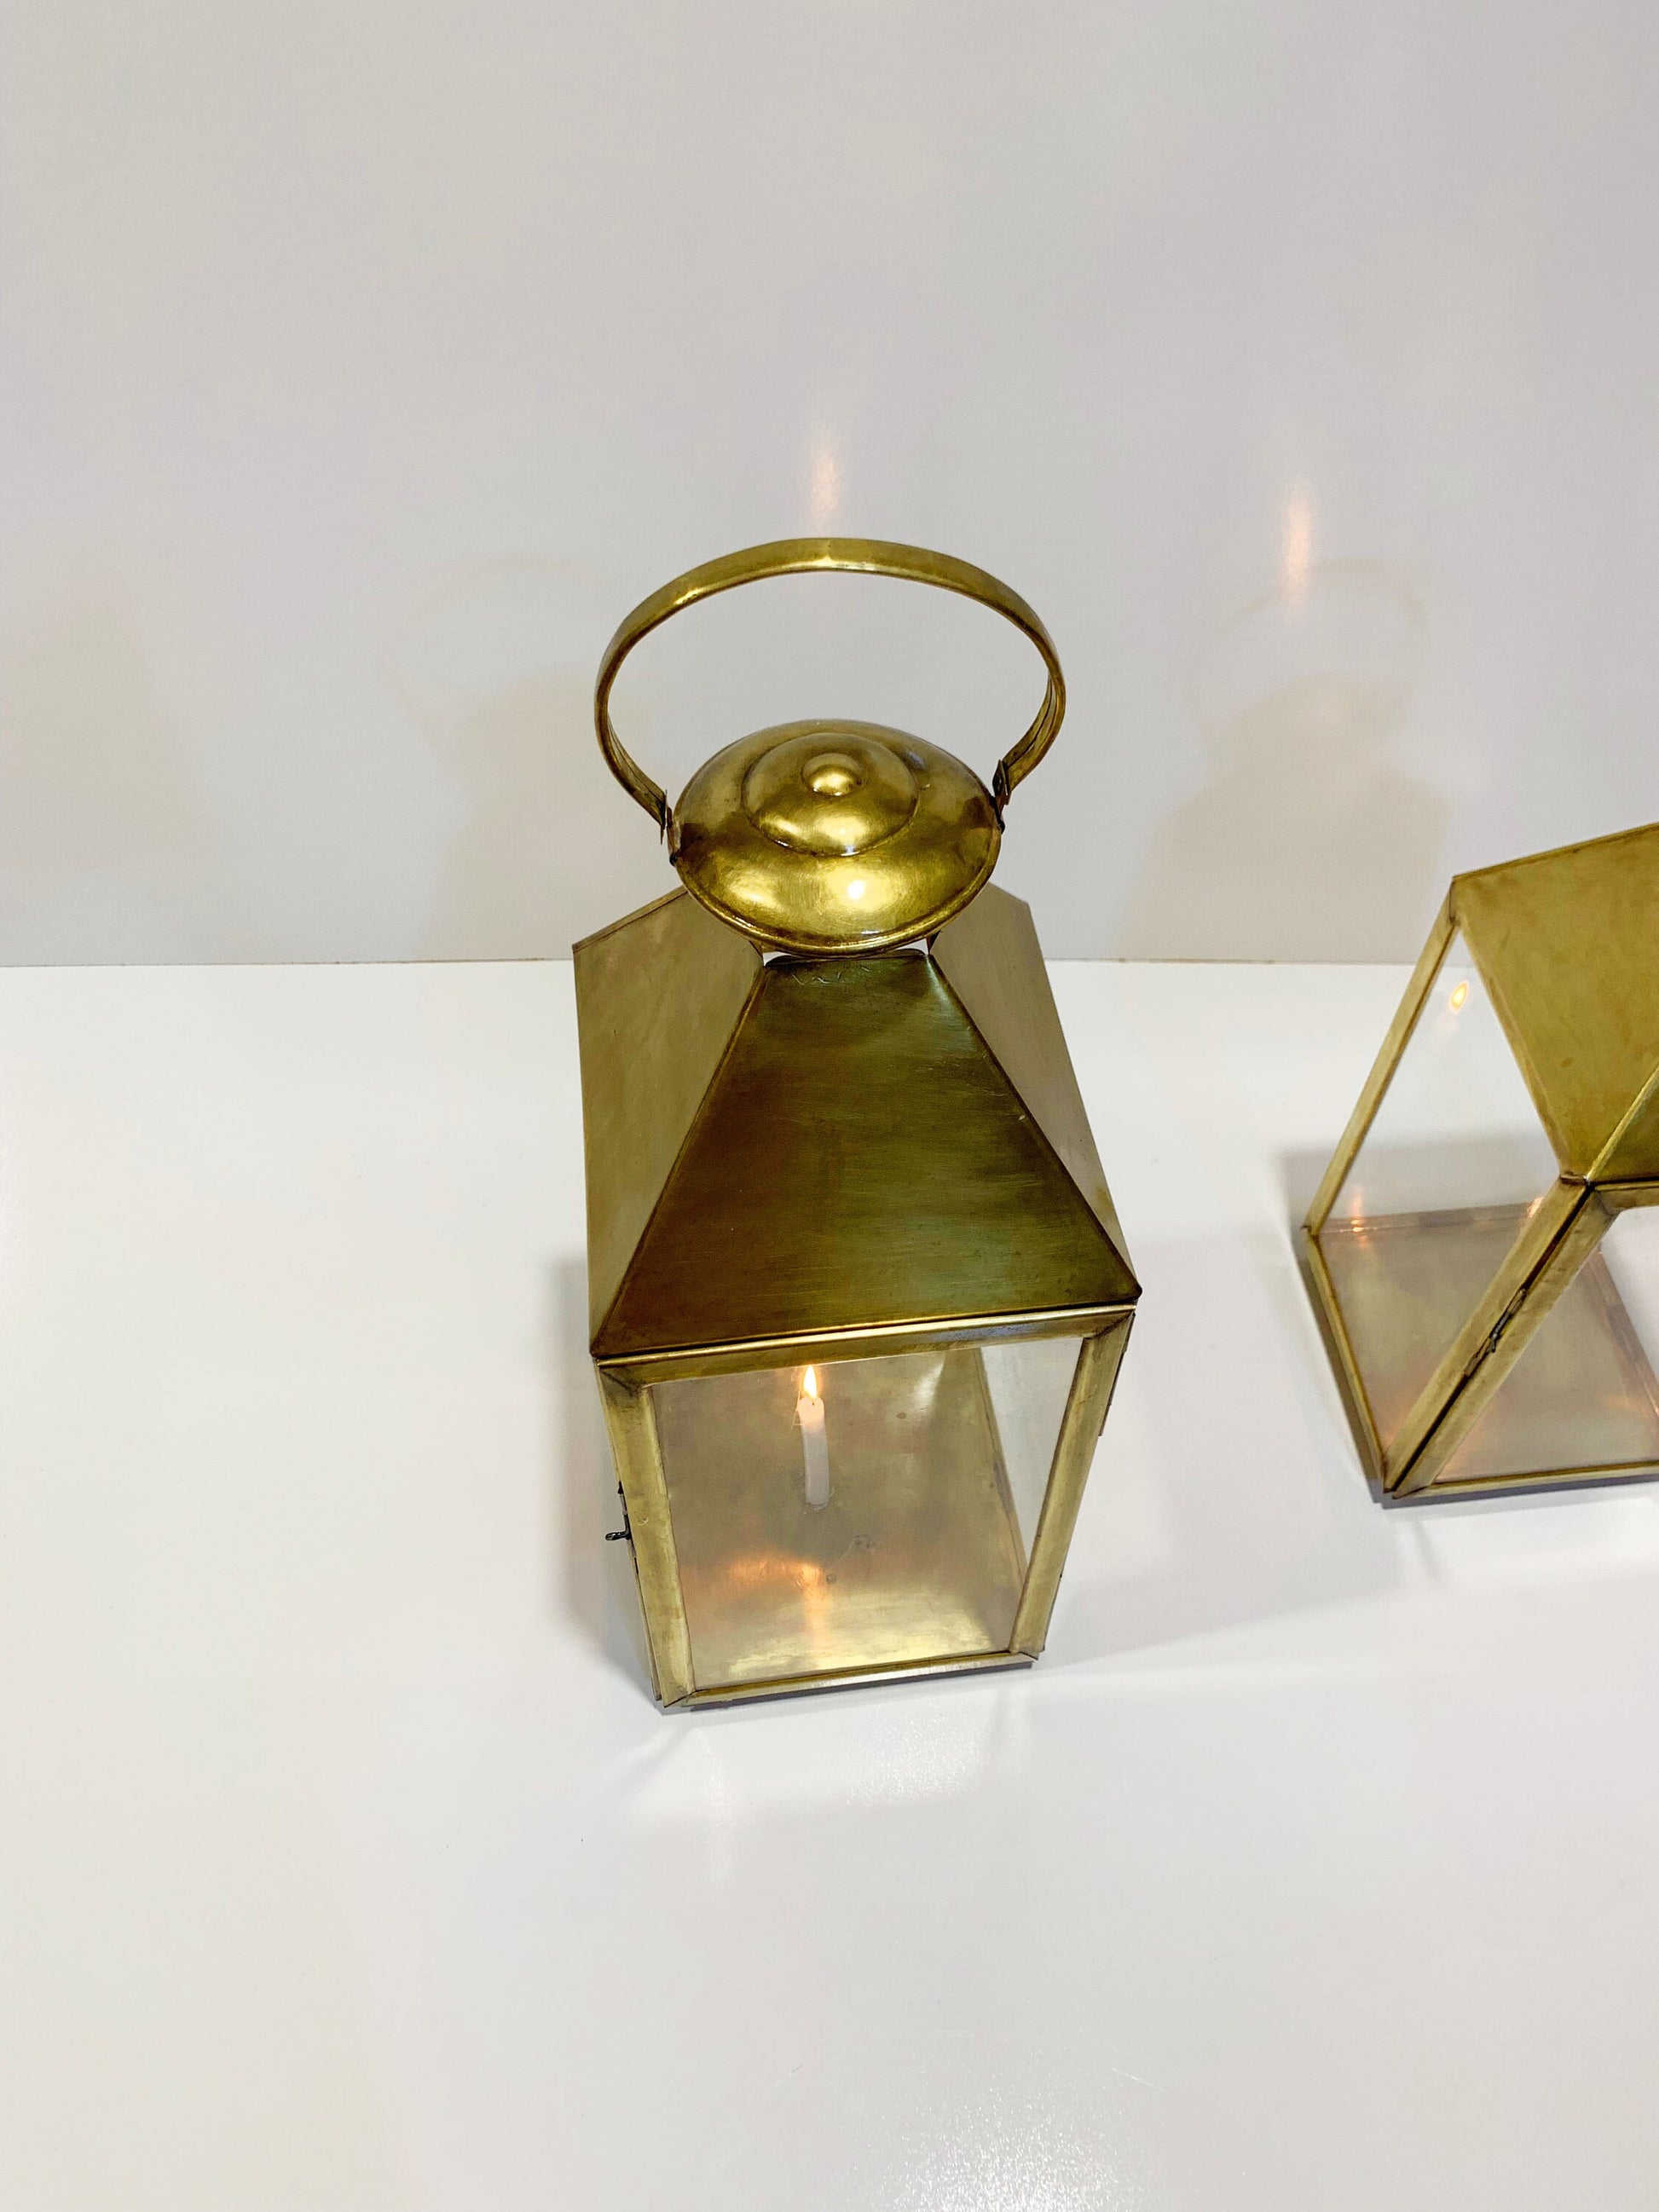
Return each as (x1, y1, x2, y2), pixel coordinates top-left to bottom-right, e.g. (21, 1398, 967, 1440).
(801, 1363, 818, 1400)
(1449, 981, 1469, 1012)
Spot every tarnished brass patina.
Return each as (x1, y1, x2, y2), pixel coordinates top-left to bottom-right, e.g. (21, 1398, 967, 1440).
(575, 538, 1136, 1706)
(1302, 820, 1659, 1502)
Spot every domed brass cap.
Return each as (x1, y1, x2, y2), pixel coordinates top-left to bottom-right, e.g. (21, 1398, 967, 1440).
(673, 719, 999, 954)
(592, 537, 1066, 956)
(741, 727, 919, 856)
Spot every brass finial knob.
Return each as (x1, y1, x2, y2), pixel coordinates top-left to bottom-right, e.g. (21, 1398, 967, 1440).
(740, 726, 919, 856)
(801, 753, 864, 799)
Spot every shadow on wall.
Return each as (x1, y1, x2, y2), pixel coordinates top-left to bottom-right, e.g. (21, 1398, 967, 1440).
(1118, 559, 1448, 962)
(0, 577, 252, 962)
(390, 559, 673, 960)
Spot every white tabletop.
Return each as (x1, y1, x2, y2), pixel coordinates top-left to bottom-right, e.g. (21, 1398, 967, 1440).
(3, 958, 1656, 2211)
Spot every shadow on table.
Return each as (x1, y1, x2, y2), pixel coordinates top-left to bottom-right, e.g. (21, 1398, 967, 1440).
(1049, 1152, 1413, 1665)
(551, 1256, 656, 1697)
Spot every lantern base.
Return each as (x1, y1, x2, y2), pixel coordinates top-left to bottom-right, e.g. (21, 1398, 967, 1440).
(1305, 1206, 1659, 1499)
(673, 1649, 1034, 1711)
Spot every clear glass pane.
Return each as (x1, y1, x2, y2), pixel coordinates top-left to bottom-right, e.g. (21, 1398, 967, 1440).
(1431, 1203, 1659, 1487)
(1318, 933, 1559, 1450)
(650, 1336, 1084, 1693)
(980, 1334, 1079, 1552)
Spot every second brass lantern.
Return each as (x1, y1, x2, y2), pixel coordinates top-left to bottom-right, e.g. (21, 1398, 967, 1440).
(1303, 820, 1659, 1500)
(575, 539, 1139, 1706)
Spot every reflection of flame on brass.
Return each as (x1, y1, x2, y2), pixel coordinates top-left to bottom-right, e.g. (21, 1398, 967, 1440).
(1448, 980, 1469, 1013)
(725, 1553, 826, 1593)
(725, 1548, 831, 1601)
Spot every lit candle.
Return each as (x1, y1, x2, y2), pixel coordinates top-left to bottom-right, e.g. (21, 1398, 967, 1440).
(795, 1364, 830, 1509)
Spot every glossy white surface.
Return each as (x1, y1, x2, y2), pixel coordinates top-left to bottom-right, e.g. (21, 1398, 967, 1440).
(4, 2, 1659, 963)
(4, 956, 1659, 2208)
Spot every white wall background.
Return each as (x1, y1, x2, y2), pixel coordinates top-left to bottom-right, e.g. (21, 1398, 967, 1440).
(2, 0, 1657, 965)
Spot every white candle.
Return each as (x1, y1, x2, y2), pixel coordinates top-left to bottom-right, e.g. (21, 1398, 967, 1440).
(795, 1364, 830, 1510)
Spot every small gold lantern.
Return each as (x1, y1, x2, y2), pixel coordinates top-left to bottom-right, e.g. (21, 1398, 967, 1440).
(1303, 821, 1659, 1501)
(575, 539, 1138, 1706)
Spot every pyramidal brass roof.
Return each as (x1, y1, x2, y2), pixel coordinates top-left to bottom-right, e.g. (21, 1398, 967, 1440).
(575, 887, 1137, 1361)
(1455, 819, 1659, 1182)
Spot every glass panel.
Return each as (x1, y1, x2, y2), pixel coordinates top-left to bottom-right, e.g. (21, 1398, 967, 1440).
(1430, 1204, 1659, 1487)
(649, 1336, 1084, 1693)
(980, 1334, 1079, 1552)
(1317, 933, 1559, 1451)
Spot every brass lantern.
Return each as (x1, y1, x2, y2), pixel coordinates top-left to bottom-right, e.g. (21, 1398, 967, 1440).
(1302, 821, 1659, 1502)
(575, 539, 1138, 1707)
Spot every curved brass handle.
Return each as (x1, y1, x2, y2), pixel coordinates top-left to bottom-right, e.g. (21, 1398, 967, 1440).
(593, 536, 1066, 838)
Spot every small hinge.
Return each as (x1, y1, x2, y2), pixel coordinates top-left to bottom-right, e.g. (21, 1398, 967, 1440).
(604, 1482, 633, 1545)
(1462, 1279, 1531, 1383)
